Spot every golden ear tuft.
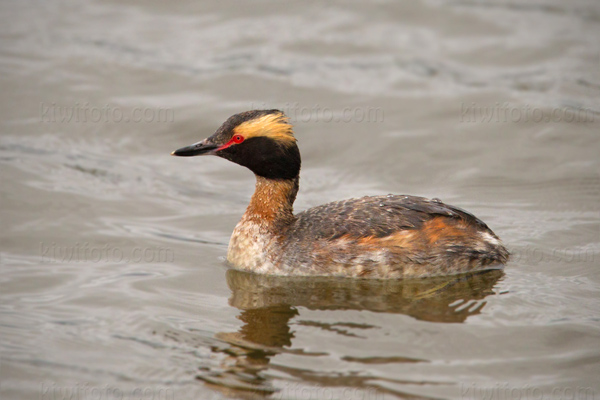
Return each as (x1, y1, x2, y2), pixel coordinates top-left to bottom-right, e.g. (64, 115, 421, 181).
(234, 112, 296, 145)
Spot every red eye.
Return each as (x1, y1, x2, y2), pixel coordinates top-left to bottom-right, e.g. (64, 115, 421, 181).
(232, 135, 244, 144)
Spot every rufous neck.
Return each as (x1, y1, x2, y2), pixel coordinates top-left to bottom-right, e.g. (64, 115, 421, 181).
(242, 175, 299, 228)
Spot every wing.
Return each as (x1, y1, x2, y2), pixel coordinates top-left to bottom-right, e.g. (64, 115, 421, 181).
(290, 195, 494, 241)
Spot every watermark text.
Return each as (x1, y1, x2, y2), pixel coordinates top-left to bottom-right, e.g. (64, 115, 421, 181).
(273, 382, 383, 400)
(40, 382, 174, 400)
(510, 246, 595, 265)
(40, 102, 174, 124)
(461, 382, 596, 400)
(251, 102, 384, 123)
(460, 102, 595, 124)
(40, 242, 175, 264)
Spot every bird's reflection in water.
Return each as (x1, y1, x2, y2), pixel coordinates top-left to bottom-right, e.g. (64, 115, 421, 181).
(199, 268, 504, 398)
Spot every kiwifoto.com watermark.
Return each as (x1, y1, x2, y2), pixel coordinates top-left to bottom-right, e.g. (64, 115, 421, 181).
(461, 382, 596, 400)
(460, 102, 595, 124)
(272, 382, 383, 400)
(40, 242, 175, 264)
(40, 102, 175, 123)
(40, 382, 174, 400)
(510, 246, 595, 265)
(251, 102, 384, 123)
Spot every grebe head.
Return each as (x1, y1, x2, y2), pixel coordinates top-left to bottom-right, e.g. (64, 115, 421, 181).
(171, 109, 301, 180)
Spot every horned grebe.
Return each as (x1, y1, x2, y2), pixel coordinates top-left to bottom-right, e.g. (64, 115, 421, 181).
(172, 110, 508, 279)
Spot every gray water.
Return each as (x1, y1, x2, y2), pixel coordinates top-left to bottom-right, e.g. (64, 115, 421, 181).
(1, 1, 599, 399)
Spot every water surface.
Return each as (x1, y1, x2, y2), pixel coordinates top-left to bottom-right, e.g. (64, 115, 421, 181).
(1, 0, 599, 399)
